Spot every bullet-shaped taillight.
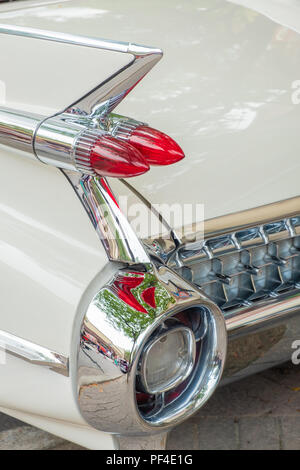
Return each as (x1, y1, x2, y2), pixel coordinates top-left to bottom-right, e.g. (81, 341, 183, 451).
(111, 117, 185, 166)
(127, 126, 185, 166)
(0, 109, 184, 177)
(74, 130, 150, 178)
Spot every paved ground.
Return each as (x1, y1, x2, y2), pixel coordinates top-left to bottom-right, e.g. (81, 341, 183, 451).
(1, 362, 299, 450)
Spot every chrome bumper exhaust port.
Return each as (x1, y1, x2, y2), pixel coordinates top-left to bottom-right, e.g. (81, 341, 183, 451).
(76, 264, 227, 436)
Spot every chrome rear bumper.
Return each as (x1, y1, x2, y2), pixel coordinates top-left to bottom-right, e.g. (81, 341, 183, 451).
(166, 197, 300, 384)
(74, 185, 300, 435)
(224, 289, 300, 382)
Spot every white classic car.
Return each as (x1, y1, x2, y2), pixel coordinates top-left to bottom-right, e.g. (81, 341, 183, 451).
(0, 0, 299, 450)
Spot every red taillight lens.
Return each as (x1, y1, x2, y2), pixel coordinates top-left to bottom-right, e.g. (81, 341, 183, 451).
(74, 123, 184, 177)
(75, 131, 149, 178)
(90, 135, 150, 177)
(127, 126, 185, 166)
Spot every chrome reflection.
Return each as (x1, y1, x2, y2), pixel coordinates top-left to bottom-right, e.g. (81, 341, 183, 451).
(77, 264, 227, 435)
(223, 288, 300, 381)
(0, 329, 68, 376)
(64, 171, 150, 265)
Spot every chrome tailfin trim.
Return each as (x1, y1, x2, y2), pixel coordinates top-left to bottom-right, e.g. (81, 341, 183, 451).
(0, 24, 162, 167)
(63, 171, 151, 265)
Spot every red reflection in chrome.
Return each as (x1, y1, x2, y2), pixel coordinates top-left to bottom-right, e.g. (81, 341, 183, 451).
(136, 391, 153, 404)
(112, 273, 148, 313)
(128, 126, 185, 166)
(89, 135, 149, 177)
(99, 177, 119, 207)
(141, 286, 156, 309)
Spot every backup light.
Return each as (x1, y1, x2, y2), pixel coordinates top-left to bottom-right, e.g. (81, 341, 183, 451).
(140, 326, 196, 394)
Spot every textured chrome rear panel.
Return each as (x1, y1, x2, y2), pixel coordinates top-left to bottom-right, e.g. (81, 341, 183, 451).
(173, 216, 300, 313)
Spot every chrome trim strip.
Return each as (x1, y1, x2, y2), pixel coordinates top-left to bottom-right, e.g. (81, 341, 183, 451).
(0, 330, 69, 376)
(143, 197, 300, 264)
(0, 23, 156, 56)
(226, 288, 300, 334)
(189, 196, 300, 242)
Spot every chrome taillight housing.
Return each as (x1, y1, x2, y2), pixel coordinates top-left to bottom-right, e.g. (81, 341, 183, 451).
(76, 264, 227, 435)
(0, 109, 184, 178)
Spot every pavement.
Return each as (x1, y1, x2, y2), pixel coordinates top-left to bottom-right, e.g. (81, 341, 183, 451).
(0, 362, 299, 450)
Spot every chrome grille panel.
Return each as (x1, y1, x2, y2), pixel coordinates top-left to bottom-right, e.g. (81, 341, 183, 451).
(173, 216, 300, 312)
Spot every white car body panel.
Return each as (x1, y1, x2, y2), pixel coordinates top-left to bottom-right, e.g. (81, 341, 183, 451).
(0, 405, 117, 449)
(0, 145, 115, 447)
(0, 0, 299, 449)
(0, 0, 299, 221)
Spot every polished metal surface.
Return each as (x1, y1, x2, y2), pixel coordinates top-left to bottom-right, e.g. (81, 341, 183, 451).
(0, 24, 163, 266)
(226, 288, 300, 334)
(69, 168, 300, 411)
(72, 128, 100, 176)
(0, 107, 42, 154)
(63, 171, 150, 265)
(108, 114, 144, 141)
(76, 263, 227, 435)
(223, 288, 300, 382)
(33, 115, 84, 171)
(0, 329, 69, 376)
